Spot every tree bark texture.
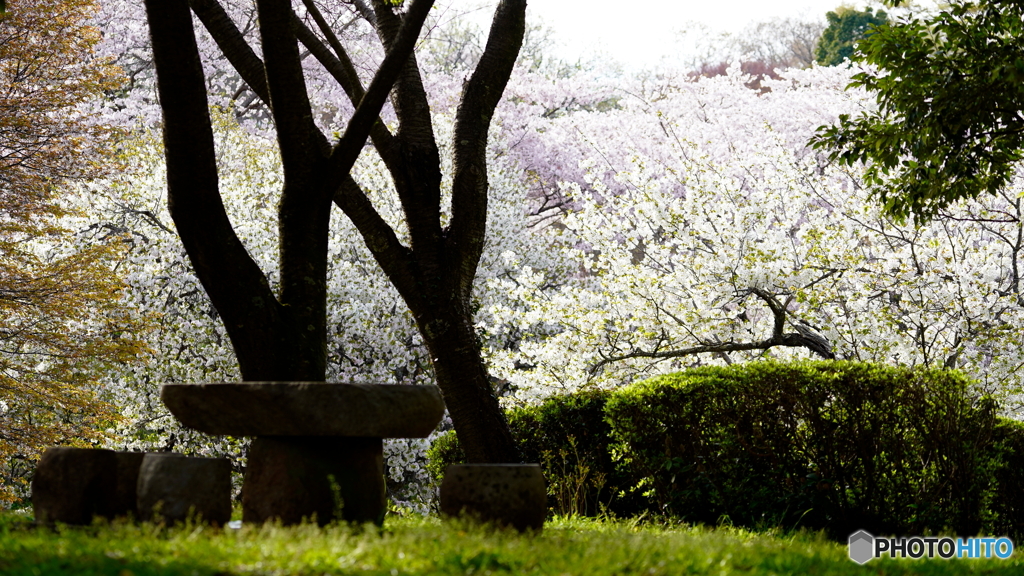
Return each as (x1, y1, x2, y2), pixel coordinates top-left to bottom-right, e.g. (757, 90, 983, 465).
(145, 0, 527, 463)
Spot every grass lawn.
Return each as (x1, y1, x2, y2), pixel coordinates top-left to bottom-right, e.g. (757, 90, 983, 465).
(0, 512, 1020, 575)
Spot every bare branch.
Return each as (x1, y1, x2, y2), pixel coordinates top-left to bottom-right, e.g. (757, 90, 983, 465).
(750, 287, 788, 337)
(587, 287, 834, 375)
(367, 0, 442, 221)
(326, 0, 434, 183)
(449, 0, 527, 298)
(331, 175, 419, 305)
(347, 0, 377, 26)
(189, 0, 270, 104)
(295, 1, 366, 104)
(291, 11, 398, 162)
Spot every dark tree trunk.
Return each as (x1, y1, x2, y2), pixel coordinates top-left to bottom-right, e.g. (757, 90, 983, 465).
(417, 303, 521, 463)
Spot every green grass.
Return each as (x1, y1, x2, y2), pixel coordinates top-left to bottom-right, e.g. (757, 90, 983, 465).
(0, 512, 1020, 575)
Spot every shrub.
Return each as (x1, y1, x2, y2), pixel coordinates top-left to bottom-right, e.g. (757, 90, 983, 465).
(605, 360, 1000, 538)
(990, 417, 1024, 541)
(425, 430, 464, 486)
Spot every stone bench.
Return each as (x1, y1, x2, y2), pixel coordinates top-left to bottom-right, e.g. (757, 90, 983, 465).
(161, 382, 445, 526)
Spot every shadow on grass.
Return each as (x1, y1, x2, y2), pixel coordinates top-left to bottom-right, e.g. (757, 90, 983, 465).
(0, 554, 229, 576)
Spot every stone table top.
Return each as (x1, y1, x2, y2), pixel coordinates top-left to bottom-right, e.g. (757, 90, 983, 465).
(161, 382, 445, 438)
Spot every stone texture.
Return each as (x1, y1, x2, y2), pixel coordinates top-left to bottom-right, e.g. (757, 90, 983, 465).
(161, 382, 445, 437)
(112, 451, 146, 518)
(32, 447, 118, 525)
(242, 436, 386, 526)
(136, 453, 231, 525)
(32, 448, 150, 524)
(440, 464, 547, 532)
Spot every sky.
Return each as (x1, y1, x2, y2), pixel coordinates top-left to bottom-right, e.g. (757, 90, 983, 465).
(436, 0, 885, 70)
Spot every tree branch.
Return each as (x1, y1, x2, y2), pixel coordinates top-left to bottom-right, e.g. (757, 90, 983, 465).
(331, 175, 419, 306)
(587, 288, 832, 375)
(291, 10, 398, 165)
(368, 0, 442, 227)
(189, 0, 270, 104)
(750, 287, 788, 337)
(348, 0, 377, 26)
(256, 0, 320, 170)
(144, 0, 283, 380)
(449, 0, 526, 298)
(326, 0, 433, 185)
(189, 0, 344, 158)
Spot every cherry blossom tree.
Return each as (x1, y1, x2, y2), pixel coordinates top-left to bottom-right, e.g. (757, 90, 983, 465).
(138, 0, 528, 463)
(480, 64, 1024, 407)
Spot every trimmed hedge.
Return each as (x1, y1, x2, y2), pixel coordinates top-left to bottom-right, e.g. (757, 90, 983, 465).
(607, 361, 999, 538)
(428, 361, 1023, 540)
(990, 417, 1024, 539)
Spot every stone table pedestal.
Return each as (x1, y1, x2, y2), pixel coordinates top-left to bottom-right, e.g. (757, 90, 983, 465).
(162, 382, 445, 526)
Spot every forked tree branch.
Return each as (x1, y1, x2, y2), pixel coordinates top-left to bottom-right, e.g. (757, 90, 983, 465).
(449, 0, 527, 298)
(291, 11, 398, 164)
(326, 0, 434, 183)
(368, 0, 441, 203)
(144, 0, 284, 379)
(587, 288, 834, 375)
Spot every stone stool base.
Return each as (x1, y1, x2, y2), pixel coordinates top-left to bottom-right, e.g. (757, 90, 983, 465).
(440, 464, 546, 532)
(32, 447, 117, 525)
(137, 454, 231, 525)
(32, 448, 148, 525)
(112, 451, 146, 518)
(242, 436, 385, 526)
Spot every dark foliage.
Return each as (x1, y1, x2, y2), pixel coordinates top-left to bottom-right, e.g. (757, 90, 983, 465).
(608, 361, 1000, 539)
(813, 0, 1024, 220)
(814, 7, 889, 66)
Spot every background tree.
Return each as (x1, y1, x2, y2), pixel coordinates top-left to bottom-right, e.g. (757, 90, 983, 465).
(0, 0, 148, 505)
(735, 17, 825, 69)
(813, 0, 1024, 220)
(814, 5, 889, 66)
(675, 17, 826, 73)
(143, 0, 526, 463)
(484, 64, 1024, 406)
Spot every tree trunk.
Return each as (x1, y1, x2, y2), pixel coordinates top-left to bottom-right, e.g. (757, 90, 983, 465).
(416, 301, 521, 463)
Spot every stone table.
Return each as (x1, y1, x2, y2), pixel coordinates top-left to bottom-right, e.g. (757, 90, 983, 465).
(161, 382, 445, 526)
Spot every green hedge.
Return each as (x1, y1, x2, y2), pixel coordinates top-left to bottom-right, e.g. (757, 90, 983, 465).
(429, 361, 1023, 539)
(607, 361, 1001, 538)
(990, 417, 1024, 539)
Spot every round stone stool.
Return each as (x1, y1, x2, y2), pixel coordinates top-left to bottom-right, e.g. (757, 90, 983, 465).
(440, 463, 546, 532)
(32, 448, 148, 525)
(136, 453, 231, 525)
